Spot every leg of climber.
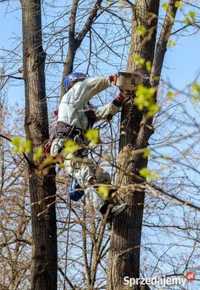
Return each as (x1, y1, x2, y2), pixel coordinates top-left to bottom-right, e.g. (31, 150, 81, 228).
(50, 137, 65, 156)
(50, 137, 127, 218)
(68, 178, 85, 201)
(86, 168, 127, 218)
(64, 154, 127, 219)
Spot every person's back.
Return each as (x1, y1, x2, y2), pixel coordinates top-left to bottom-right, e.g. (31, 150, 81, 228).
(58, 76, 113, 130)
(50, 72, 128, 220)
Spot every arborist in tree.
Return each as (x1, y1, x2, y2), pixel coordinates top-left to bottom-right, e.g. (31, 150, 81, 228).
(50, 72, 128, 220)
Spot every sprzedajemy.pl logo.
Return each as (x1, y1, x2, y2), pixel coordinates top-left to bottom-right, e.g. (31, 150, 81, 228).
(123, 271, 195, 287)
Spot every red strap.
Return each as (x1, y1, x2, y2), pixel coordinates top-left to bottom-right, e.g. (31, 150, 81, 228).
(43, 141, 51, 154)
(112, 92, 126, 107)
(109, 74, 117, 85)
(115, 92, 125, 103)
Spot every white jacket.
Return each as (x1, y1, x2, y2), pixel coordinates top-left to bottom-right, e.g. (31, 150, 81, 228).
(58, 76, 120, 130)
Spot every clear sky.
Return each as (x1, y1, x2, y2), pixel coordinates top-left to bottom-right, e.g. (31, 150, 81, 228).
(164, 29, 200, 88)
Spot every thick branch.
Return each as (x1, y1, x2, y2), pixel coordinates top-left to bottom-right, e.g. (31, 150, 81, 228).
(76, 0, 103, 44)
(151, 0, 178, 86)
(69, 0, 79, 42)
(61, 0, 103, 97)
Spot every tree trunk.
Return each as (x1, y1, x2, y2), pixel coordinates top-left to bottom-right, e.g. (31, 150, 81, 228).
(21, 1, 57, 290)
(108, 1, 160, 289)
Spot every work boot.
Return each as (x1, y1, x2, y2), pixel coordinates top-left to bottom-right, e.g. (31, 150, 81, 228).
(99, 200, 127, 222)
(110, 203, 127, 216)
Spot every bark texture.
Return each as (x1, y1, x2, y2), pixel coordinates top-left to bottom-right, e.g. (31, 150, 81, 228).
(108, 1, 178, 289)
(108, 1, 160, 289)
(21, 1, 57, 289)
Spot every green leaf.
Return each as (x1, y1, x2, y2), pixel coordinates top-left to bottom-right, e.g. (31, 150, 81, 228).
(136, 25, 147, 37)
(167, 90, 176, 100)
(184, 10, 197, 25)
(33, 146, 43, 161)
(23, 140, 32, 153)
(162, 2, 169, 12)
(11, 136, 32, 154)
(59, 162, 65, 169)
(97, 185, 110, 200)
(139, 168, 159, 181)
(175, 0, 183, 9)
(192, 83, 200, 94)
(64, 140, 80, 154)
(135, 84, 159, 116)
(11, 136, 21, 152)
(143, 148, 151, 158)
(191, 82, 200, 102)
(167, 39, 176, 48)
(147, 103, 160, 117)
(85, 128, 100, 145)
(135, 85, 155, 109)
(132, 53, 145, 67)
(146, 61, 152, 73)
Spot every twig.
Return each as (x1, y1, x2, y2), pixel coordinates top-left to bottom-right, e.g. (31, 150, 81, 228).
(58, 267, 76, 290)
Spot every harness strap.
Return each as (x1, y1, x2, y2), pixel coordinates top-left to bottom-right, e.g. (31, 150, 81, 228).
(55, 121, 88, 157)
(56, 121, 83, 139)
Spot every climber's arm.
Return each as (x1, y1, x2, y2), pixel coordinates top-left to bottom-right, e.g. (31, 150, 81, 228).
(71, 75, 117, 107)
(94, 92, 126, 121)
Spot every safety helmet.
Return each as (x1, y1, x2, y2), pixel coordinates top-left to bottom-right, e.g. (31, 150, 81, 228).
(63, 72, 87, 90)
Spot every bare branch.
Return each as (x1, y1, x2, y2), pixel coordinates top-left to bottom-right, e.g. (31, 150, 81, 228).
(76, 0, 103, 45)
(151, 0, 178, 86)
(68, 0, 79, 45)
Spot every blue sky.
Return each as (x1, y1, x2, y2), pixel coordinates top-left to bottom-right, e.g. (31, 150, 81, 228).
(164, 31, 200, 88)
(1, 1, 200, 105)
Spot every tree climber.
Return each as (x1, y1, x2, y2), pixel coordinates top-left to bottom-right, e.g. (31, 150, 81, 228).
(50, 72, 128, 219)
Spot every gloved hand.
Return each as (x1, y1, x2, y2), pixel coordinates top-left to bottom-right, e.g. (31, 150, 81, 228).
(112, 91, 127, 107)
(109, 74, 118, 86)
